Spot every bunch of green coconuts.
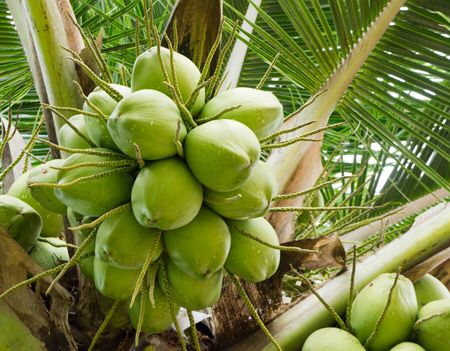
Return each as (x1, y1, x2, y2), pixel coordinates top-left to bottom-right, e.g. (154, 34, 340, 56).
(302, 273, 450, 351)
(1, 46, 285, 333)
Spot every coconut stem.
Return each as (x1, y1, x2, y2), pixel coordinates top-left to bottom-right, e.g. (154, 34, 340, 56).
(227, 271, 283, 351)
(269, 205, 378, 213)
(51, 159, 136, 171)
(147, 260, 160, 307)
(72, 81, 109, 121)
(364, 270, 401, 348)
(67, 13, 112, 83)
(256, 52, 280, 90)
(346, 246, 357, 331)
(88, 300, 120, 351)
(118, 64, 129, 86)
(135, 282, 147, 347)
(196, 105, 242, 124)
(69, 203, 131, 231)
(35, 138, 118, 156)
(294, 271, 349, 331)
(0, 114, 44, 182)
(143, 0, 154, 48)
(229, 223, 317, 254)
(0, 107, 14, 158)
(259, 121, 316, 143)
(165, 82, 197, 130)
(207, 21, 239, 99)
(135, 16, 141, 57)
(188, 310, 202, 351)
(0, 264, 65, 300)
(272, 176, 353, 201)
(172, 19, 179, 52)
(130, 232, 162, 308)
(62, 46, 122, 102)
(43, 104, 102, 120)
(46, 229, 96, 295)
(133, 143, 146, 168)
(42, 105, 96, 147)
(174, 120, 184, 158)
(37, 237, 78, 249)
(164, 34, 184, 103)
(29, 166, 135, 189)
(261, 123, 343, 150)
(185, 77, 213, 112)
(284, 89, 327, 122)
(160, 259, 187, 351)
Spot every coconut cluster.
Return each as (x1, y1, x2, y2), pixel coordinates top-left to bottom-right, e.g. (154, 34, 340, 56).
(6, 46, 286, 333)
(302, 273, 450, 351)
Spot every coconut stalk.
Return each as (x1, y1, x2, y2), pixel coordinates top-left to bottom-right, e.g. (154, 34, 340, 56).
(5, 0, 83, 132)
(229, 203, 450, 351)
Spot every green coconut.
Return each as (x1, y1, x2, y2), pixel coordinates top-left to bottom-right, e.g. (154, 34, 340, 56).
(204, 160, 277, 219)
(107, 89, 186, 160)
(27, 160, 66, 214)
(350, 273, 418, 351)
(58, 113, 91, 152)
(29, 238, 69, 270)
(390, 342, 426, 351)
(225, 218, 280, 283)
(54, 150, 134, 217)
(7, 171, 63, 237)
(0, 195, 42, 252)
(93, 257, 140, 300)
(128, 283, 178, 333)
(198, 87, 284, 139)
(159, 258, 223, 311)
(185, 119, 261, 192)
(164, 207, 231, 278)
(414, 274, 449, 308)
(131, 157, 202, 230)
(131, 46, 205, 116)
(302, 327, 366, 351)
(67, 208, 95, 278)
(83, 84, 131, 150)
(414, 298, 450, 351)
(96, 206, 163, 269)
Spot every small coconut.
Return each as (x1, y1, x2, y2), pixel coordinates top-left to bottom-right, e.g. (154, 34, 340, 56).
(204, 160, 277, 219)
(131, 46, 205, 116)
(107, 89, 186, 160)
(164, 207, 231, 277)
(58, 114, 91, 155)
(350, 273, 418, 351)
(83, 84, 131, 150)
(185, 119, 261, 192)
(128, 283, 178, 333)
(390, 342, 426, 351)
(96, 206, 163, 269)
(8, 171, 63, 237)
(54, 150, 134, 217)
(198, 87, 283, 138)
(302, 327, 366, 351)
(0, 195, 42, 252)
(225, 217, 280, 283)
(413, 298, 450, 351)
(159, 258, 223, 311)
(414, 274, 449, 308)
(27, 160, 66, 214)
(131, 158, 202, 230)
(29, 238, 69, 271)
(93, 257, 140, 300)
